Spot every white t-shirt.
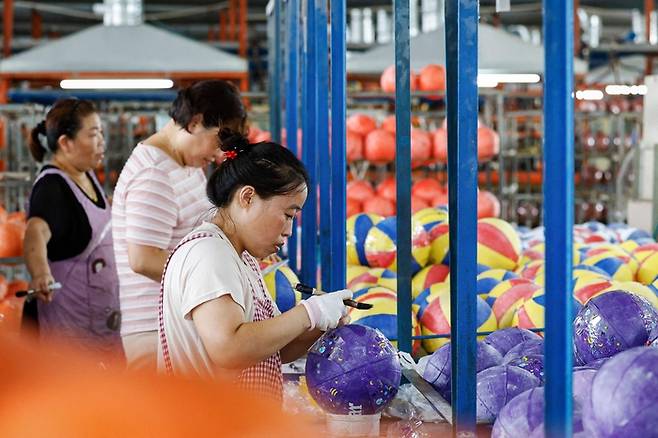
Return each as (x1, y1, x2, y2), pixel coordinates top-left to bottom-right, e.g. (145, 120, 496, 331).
(157, 221, 280, 379)
(112, 143, 212, 336)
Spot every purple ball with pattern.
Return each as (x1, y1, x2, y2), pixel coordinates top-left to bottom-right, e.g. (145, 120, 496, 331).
(507, 354, 544, 383)
(482, 328, 543, 357)
(476, 365, 541, 423)
(583, 347, 658, 437)
(503, 339, 544, 363)
(573, 290, 658, 365)
(305, 324, 401, 415)
(423, 341, 503, 402)
(492, 385, 588, 438)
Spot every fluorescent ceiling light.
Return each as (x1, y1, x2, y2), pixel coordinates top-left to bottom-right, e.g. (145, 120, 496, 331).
(478, 73, 541, 84)
(605, 84, 647, 96)
(477, 76, 499, 88)
(575, 89, 604, 101)
(60, 79, 174, 90)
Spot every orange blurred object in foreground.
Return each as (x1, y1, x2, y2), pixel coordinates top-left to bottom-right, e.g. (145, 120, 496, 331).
(0, 335, 318, 438)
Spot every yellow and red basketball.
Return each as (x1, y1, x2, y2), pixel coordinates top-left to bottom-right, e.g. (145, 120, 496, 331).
(413, 282, 497, 352)
(411, 264, 450, 299)
(637, 251, 658, 285)
(364, 216, 431, 274)
(488, 278, 541, 328)
(347, 267, 397, 291)
(477, 218, 521, 271)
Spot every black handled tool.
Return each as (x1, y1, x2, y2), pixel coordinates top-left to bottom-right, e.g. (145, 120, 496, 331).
(15, 282, 62, 299)
(295, 283, 373, 310)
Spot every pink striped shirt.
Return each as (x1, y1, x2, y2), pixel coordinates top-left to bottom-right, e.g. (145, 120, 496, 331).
(112, 143, 213, 336)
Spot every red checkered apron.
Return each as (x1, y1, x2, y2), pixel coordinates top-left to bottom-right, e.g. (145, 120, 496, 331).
(158, 231, 283, 401)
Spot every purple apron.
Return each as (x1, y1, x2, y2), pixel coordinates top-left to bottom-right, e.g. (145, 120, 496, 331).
(32, 168, 122, 356)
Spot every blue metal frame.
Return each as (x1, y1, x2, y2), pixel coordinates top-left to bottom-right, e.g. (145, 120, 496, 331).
(445, 0, 479, 433)
(393, 0, 413, 355)
(269, 0, 282, 143)
(285, 0, 300, 274)
(330, 0, 347, 291)
(316, 0, 332, 289)
(301, 0, 319, 287)
(543, 0, 574, 436)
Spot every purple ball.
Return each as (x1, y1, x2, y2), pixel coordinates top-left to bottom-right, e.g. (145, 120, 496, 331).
(583, 346, 658, 437)
(503, 339, 545, 363)
(493, 384, 588, 438)
(305, 324, 401, 415)
(423, 341, 503, 402)
(573, 368, 596, 410)
(483, 328, 542, 357)
(476, 365, 541, 423)
(573, 357, 608, 371)
(573, 290, 658, 365)
(507, 354, 545, 383)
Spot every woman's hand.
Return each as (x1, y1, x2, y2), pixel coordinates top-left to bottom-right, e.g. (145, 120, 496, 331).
(29, 273, 56, 303)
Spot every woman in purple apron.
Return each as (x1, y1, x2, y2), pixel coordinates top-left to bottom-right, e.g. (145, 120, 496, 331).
(23, 98, 122, 360)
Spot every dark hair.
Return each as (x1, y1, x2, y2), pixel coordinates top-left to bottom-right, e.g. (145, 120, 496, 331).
(29, 98, 97, 162)
(207, 132, 309, 208)
(169, 80, 247, 133)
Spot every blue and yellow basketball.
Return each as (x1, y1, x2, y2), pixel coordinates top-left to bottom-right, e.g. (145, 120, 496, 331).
(413, 283, 497, 352)
(413, 208, 448, 233)
(348, 267, 397, 291)
(347, 213, 384, 266)
(476, 269, 518, 303)
(364, 216, 430, 274)
(533, 263, 610, 287)
(263, 265, 302, 312)
(620, 240, 640, 254)
(350, 286, 421, 353)
(477, 218, 522, 271)
(582, 251, 635, 282)
(412, 264, 450, 299)
(638, 252, 658, 285)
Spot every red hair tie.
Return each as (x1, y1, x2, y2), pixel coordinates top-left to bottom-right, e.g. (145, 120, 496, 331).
(224, 150, 238, 161)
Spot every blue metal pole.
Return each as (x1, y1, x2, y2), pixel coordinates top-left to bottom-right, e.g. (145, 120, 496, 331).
(285, 0, 300, 274)
(301, 0, 319, 287)
(543, 0, 574, 436)
(316, 0, 332, 290)
(394, 0, 412, 355)
(269, 0, 282, 142)
(330, 0, 347, 291)
(445, 0, 478, 434)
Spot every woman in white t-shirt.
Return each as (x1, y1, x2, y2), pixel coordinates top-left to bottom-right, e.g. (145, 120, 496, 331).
(112, 80, 247, 370)
(158, 133, 352, 400)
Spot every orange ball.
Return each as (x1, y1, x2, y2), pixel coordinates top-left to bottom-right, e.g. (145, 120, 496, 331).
(347, 179, 375, 203)
(412, 178, 443, 203)
(380, 65, 419, 93)
(478, 190, 501, 218)
(411, 128, 432, 162)
(376, 176, 397, 202)
(347, 198, 362, 217)
(346, 130, 364, 162)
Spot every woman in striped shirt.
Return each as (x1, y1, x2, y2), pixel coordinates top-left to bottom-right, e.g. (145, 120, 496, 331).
(112, 80, 246, 370)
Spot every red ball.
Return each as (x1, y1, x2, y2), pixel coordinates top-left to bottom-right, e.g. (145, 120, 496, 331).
(380, 65, 419, 93)
(412, 178, 443, 202)
(376, 176, 397, 202)
(363, 195, 395, 217)
(364, 129, 396, 163)
(418, 64, 446, 92)
(346, 130, 364, 162)
(412, 195, 430, 213)
(347, 179, 375, 203)
(477, 126, 500, 161)
(478, 190, 501, 218)
(411, 128, 432, 163)
(347, 198, 362, 217)
(381, 115, 396, 134)
(432, 128, 448, 163)
(347, 113, 377, 136)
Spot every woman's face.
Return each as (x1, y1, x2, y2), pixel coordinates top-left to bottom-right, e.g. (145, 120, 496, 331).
(180, 116, 244, 168)
(62, 113, 105, 172)
(238, 185, 308, 259)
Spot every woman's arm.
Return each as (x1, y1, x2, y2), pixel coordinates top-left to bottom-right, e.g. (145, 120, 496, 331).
(127, 242, 169, 282)
(192, 295, 312, 370)
(23, 217, 55, 301)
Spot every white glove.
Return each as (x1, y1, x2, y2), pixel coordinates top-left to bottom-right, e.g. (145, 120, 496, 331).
(300, 289, 353, 331)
